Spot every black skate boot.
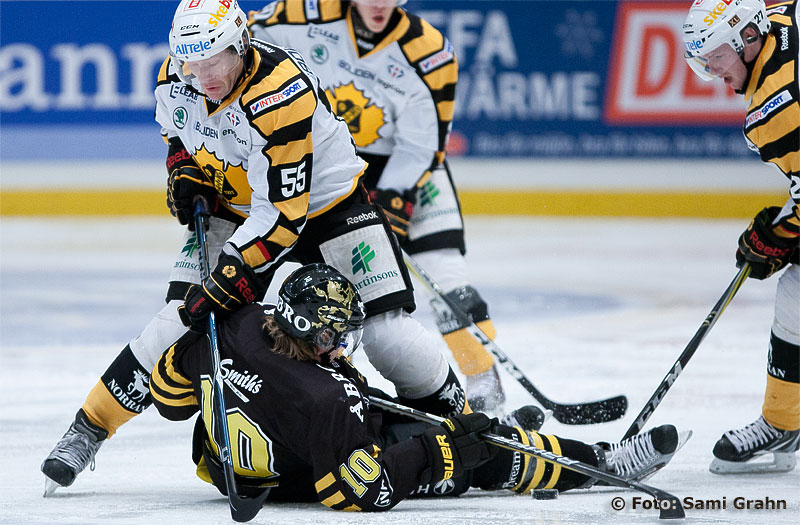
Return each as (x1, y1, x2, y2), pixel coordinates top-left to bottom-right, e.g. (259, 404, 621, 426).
(500, 405, 550, 431)
(592, 424, 686, 485)
(466, 365, 506, 416)
(710, 415, 799, 474)
(41, 409, 108, 496)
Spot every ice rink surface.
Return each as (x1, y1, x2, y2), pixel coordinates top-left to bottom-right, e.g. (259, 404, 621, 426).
(1, 215, 798, 524)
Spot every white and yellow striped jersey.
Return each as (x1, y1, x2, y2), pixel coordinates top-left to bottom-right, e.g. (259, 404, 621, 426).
(745, 1, 800, 238)
(155, 40, 365, 273)
(248, 0, 457, 192)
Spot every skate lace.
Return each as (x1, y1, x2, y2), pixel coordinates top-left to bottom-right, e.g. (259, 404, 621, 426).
(606, 433, 658, 478)
(725, 417, 781, 453)
(47, 427, 100, 473)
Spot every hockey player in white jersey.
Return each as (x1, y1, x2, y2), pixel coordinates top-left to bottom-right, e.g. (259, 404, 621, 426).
(249, 0, 507, 413)
(40, 0, 472, 495)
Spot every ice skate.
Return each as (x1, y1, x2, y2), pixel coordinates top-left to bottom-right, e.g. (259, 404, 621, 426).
(466, 365, 506, 416)
(500, 405, 551, 431)
(594, 424, 689, 483)
(41, 409, 108, 496)
(710, 415, 799, 474)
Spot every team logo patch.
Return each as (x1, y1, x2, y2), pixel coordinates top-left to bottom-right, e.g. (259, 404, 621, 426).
(225, 111, 241, 127)
(387, 64, 404, 79)
(325, 82, 385, 147)
(249, 78, 308, 115)
(173, 106, 188, 129)
(311, 44, 328, 64)
(745, 90, 792, 128)
(351, 242, 375, 276)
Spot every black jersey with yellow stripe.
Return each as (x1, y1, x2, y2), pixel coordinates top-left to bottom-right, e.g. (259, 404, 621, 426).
(745, 1, 800, 235)
(150, 303, 429, 510)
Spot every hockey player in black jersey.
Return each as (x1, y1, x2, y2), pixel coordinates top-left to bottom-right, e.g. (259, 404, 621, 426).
(150, 263, 683, 512)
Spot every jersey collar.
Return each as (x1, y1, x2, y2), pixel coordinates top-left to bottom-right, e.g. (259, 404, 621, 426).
(204, 48, 262, 117)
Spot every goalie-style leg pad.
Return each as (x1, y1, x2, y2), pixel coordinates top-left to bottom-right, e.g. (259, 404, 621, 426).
(471, 425, 597, 494)
(82, 345, 151, 437)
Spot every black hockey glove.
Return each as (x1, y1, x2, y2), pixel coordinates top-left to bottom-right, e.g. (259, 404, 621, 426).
(177, 254, 266, 332)
(736, 207, 797, 280)
(420, 413, 497, 483)
(167, 166, 220, 231)
(369, 188, 414, 237)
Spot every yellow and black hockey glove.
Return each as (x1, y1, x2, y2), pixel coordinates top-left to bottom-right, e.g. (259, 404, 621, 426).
(165, 139, 218, 230)
(420, 413, 497, 483)
(369, 188, 414, 237)
(178, 254, 266, 332)
(736, 207, 798, 280)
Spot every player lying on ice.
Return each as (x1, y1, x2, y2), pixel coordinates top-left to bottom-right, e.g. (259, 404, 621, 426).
(148, 263, 685, 511)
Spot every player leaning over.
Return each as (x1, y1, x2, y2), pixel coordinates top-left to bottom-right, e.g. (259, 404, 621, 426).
(249, 0, 507, 413)
(150, 263, 683, 510)
(684, 0, 800, 473)
(40, 0, 478, 495)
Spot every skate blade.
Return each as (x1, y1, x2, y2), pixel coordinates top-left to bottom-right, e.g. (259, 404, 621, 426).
(43, 477, 61, 497)
(676, 430, 693, 452)
(710, 451, 797, 474)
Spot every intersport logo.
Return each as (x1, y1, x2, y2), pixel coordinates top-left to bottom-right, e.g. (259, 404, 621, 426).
(605, 2, 744, 124)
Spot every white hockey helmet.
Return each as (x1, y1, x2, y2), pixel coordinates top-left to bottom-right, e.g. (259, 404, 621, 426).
(169, 0, 249, 83)
(683, 0, 770, 81)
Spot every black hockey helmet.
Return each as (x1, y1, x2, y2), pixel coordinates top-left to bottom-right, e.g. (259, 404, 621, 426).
(274, 263, 365, 355)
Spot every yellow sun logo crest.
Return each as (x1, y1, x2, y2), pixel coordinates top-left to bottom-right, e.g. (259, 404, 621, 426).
(325, 82, 384, 147)
(192, 144, 251, 206)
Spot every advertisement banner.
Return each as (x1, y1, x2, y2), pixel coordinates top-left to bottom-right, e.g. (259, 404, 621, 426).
(0, 0, 751, 159)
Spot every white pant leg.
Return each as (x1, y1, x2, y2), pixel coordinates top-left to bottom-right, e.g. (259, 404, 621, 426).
(361, 309, 450, 398)
(412, 248, 468, 292)
(129, 300, 188, 371)
(773, 264, 799, 345)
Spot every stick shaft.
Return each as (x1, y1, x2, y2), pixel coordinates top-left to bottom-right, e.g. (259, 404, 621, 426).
(622, 264, 750, 440)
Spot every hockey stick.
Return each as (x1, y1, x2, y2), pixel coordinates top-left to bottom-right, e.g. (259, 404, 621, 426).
(194, 201, 271, 522)
(369, 396, 684, 519)
(402, 250, 628, 424)
(622, 263, 751, 440)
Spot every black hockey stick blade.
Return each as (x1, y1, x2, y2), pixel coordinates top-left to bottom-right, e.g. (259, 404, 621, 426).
(465, 320, 628, 424)
(226, 477, 273, 523)
(404, 250, 628, 425)
(370, 396, 684, 519)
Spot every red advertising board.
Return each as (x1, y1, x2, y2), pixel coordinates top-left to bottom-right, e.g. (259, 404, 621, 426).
(605, 1, 746, 124)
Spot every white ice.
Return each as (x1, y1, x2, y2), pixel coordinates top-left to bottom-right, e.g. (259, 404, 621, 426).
(1, 215, 798, 524)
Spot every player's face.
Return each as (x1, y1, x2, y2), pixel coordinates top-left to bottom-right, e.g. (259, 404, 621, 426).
(700, 43, 748, 90)
(186, 50, 243, 100)
(353, 0, 396, 33)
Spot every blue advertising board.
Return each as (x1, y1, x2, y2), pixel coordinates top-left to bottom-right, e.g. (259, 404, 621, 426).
(0, 0, 750, 160)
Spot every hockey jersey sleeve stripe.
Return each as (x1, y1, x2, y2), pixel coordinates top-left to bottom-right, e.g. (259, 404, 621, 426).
(770, 148, 800, 177)
(320, 490, 346, 507)
(750, 61, 795, 108)
(315, 472, 336, 492)
(274, 193, 311, 222)
(253, 91, 316, 140)
(286, 0, 308, 23)
(750, 102, 800, 143)
(267, 132, 314, 165)
(771, 13, 794, 26)
(526, 431, 548, 492)
(241, 240, 272, 269)
(424, 62, 457, 91)
(401, 20, 444, 63)
(265, 224, 300, 248)
(319, 0, 343, 21)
